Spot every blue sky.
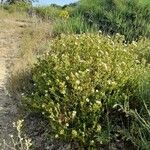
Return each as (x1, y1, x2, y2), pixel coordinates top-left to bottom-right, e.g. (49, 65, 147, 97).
(33, 0, 78, 6)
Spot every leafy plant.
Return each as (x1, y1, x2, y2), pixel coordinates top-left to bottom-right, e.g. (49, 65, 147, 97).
(23, 33, 147, 148)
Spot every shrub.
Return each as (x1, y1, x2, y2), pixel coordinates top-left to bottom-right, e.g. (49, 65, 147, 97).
(77, 0, 150, 41)
(23, 33, 148, 148)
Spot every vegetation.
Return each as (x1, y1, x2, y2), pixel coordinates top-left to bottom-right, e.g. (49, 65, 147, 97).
(1, 120, 32, 150)
(23, 33, 150, 149)
(34, 6, 62, 21)
(1, 1, 31, 13)
(1, 0, 150, 149)
(5, 0, 32, 4)
(50, 0, 150, 41)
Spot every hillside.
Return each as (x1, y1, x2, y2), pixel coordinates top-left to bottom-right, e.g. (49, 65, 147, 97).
(0, 1, 150, 149)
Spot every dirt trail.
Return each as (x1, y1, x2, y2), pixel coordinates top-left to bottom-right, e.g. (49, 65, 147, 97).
(0, 18, 27, 149)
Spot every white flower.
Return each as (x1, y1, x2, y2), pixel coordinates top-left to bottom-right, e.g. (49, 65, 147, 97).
(105, 51, 109, 56)
(76, 80, 80, 85)
(58, 119, 62, 123)
(90, 140, 94, 145)
(132, 41, 137, 47)
(66, 76, 69, 80)
(55, 134, 59, 138)
(97, 125, 101, 132)
(96, 100, 102, 105)
(66, 123, 69, 127)
(86, 98, 90, 102)
(86, 69, 90, 72)
(75, 72, 79, 76)
(116, 33, 120, 36)
(107, 80, 111, 85)
(99, 30, 102, 34)
(111, 81, 117, 86)
(122, 62, 126, 66)
(9, 134, 13, 138)
(107, 35, 111, 39)
(77, 86, 82, 90)
(123, 49, 127, 52)
(135, 60, 140, 64)
(111, 41, 115, 46)
(42, 73, 46, 77)
(72, 111, 77, 118)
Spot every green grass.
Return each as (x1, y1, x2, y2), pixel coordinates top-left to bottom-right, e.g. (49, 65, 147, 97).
(47, 0, 150, 42)
(34, 6, 62, 20)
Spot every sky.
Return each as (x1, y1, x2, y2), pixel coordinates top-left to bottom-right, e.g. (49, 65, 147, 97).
(33, 0, 79, 6)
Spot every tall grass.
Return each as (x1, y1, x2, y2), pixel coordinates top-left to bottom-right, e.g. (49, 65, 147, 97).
(53, 15, 98, 35)
(34, 6, 62, 21)
(9, 16, 52, 103)
(131, 102, 150, 149)
(75, 0, 150, 41)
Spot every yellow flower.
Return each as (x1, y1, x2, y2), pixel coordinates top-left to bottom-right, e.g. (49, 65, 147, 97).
(59, 10, 69, 20)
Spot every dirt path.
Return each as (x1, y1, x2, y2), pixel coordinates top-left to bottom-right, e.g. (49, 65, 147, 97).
(0, 18, 27, 149)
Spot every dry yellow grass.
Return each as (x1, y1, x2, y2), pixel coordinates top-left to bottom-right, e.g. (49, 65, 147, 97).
(0, 7, 52, 113)
(8, 11, 52, 101)
(0, 7, 27, 20)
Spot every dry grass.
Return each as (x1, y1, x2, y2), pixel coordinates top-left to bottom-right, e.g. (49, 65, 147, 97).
(1, 120, 32, 150)
(0, 7, 27, 20)
(9, 13, 52, 102)
(0, 4, 52, 117)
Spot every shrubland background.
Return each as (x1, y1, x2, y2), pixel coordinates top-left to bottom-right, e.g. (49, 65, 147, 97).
(1, 0, 150, 149)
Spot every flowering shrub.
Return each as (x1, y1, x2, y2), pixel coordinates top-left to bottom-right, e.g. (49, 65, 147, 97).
(59, 10, 69, 20)
(24, 33, 147, 148)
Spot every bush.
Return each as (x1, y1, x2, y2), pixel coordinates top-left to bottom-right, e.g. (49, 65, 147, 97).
(77, 0, 150, 41)
(23, 33, 149, 148)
